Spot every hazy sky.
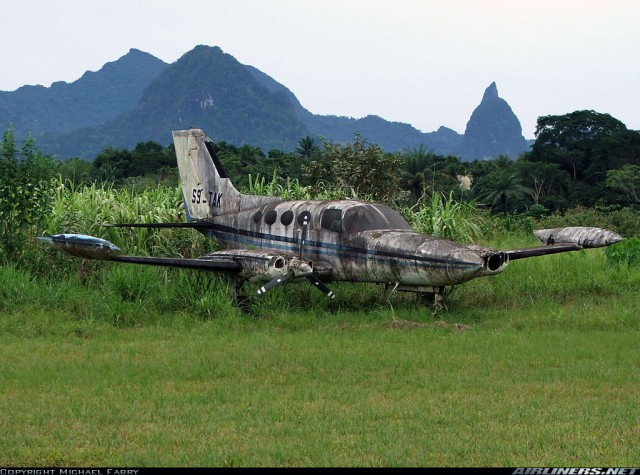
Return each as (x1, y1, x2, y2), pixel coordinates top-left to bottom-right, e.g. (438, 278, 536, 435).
(2, 0, 638, 139)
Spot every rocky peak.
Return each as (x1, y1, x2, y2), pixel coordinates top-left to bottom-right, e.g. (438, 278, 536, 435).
(482, 81, 499, 100)
(461, 82, 528, 160)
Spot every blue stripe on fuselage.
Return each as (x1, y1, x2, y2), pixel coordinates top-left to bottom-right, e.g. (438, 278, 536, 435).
(207, 224, 480, 270)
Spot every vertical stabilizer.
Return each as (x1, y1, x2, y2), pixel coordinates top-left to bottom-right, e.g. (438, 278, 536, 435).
(173, 129, 243, 219)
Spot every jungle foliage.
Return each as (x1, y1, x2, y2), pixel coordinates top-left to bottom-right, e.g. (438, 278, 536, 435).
(2, 109, 640, 267)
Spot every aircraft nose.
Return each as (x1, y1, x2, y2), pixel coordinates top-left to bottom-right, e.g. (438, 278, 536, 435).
(448, 247, 485, 270)
(417, 240, 484, 275)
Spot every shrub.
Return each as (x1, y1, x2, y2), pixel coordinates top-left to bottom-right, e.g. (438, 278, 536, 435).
(604, 237, 640, 267)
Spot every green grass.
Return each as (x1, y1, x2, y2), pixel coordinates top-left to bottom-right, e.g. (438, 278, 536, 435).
(1, 326, 637, 466)
(1, 246, 639, 466)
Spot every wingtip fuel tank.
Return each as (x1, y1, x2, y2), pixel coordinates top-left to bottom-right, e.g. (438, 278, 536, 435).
(533, 227, 623, 248)
(38, 234, 121, 260)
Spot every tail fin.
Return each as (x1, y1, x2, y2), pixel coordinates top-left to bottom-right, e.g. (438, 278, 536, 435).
(173, 128, 240, 219)
(173, 128, 280, 220)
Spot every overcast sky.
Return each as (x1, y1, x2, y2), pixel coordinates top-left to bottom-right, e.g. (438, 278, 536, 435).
(2, 0, 638, 139)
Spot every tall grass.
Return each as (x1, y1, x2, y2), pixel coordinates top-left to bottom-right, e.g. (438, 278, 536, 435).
(405, 191, 484, 243)
(42, 177, 210, 256)
(243, 171, 371, 201)
(6, 177, 636, 327)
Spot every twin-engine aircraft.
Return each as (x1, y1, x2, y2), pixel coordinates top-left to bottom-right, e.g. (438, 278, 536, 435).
(40, 128, 623, 311)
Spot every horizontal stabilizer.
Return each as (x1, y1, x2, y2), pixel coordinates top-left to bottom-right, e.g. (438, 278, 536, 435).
(101, 221, 212, 229)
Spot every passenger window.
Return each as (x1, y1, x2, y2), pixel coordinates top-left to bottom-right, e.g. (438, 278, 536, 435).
(281, 210, 294, 226)
(265, 210, 277, 225)
(297, 211, 312, 226)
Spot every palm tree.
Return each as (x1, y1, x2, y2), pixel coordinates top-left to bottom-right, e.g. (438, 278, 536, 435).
(474, 169, 533, 214)
(400, 146, 436, 203)
(492, 154, 513, 169)
(295, 136, 320, 160)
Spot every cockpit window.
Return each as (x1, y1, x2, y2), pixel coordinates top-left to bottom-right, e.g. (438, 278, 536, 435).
(321, 208, 343, 232)
(342, 204, 411, 234)
(377, 204, 413, 229)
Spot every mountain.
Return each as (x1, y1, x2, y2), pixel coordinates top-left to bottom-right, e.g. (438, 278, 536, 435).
(461, 82, 529, 159)
(4, 45, 531, 160)
(0, 49, 168, 138)
(244, 64, 464, 155)
(38, 46, 312, 157)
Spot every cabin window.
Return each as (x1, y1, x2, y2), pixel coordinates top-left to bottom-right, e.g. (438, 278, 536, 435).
(281, 210, 294, 226)
(253, 211, 263, 223)
(321, 209, 343, 233)
(297, 211, 312, 226)
(264, 210, 277, 225)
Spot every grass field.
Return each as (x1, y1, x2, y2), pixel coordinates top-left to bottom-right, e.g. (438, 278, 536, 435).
(1, 248, 639, 467)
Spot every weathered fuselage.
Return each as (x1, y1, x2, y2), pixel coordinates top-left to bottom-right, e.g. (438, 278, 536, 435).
(202, 199, 508, 288)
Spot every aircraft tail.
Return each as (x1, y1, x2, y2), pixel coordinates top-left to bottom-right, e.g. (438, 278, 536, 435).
(172, 128, 279, 220)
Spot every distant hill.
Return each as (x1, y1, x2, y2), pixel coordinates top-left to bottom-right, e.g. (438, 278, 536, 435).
(0, 49, 168, 138)
(2, 45, 532, 160)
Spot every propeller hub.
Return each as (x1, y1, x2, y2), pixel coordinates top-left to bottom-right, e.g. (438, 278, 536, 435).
(289, 258, 313, 276)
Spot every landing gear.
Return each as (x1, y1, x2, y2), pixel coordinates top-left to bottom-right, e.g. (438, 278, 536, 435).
(416, 286, 446, 317)
(228, 276, 250, 310)
(385, 284, 449, 316)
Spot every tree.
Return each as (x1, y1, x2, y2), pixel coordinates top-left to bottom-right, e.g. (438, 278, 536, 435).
(492, 154, 513, 169)
(400, 146, 432, 203)
(0, 125, 18, 183)
(529, 110, 628, 183)
(304, 133, 404, 203)
(473, 169, 533, 214)
(513, 159, 570, 210)
(527, 110, 640, 207)
(58, 158, 95, 186)
(295, 136, 320, 160)
(130, 141, 172, 177)
(0, 128, 56, 260)
(605, 165, 640, 205)
(400, 148, 464, 204)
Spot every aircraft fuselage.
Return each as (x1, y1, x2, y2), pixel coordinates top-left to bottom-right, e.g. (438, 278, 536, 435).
(203, 199, 507, 289)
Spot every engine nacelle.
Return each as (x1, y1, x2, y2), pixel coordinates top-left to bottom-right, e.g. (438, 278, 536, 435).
(208, 249, 312, 282)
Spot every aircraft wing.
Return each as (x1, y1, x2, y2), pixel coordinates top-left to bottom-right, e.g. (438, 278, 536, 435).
(37, 234, 242, 271)
(37, 233, 335, 298)
(504, 243, 582, 261)
(111, 255, 242, 271)
(504, 226, 623, 261)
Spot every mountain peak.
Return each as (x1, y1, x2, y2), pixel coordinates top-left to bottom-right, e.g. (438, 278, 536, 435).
(0, 49, 168, 139)
(462, 82, 528, 160)
(482, 81, 499, 101)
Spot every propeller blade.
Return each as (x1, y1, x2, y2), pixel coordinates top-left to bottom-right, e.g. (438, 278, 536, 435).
(256, 271, 294, 295)
(306, 275, 335, 299)
(299, 216, 308, 260)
